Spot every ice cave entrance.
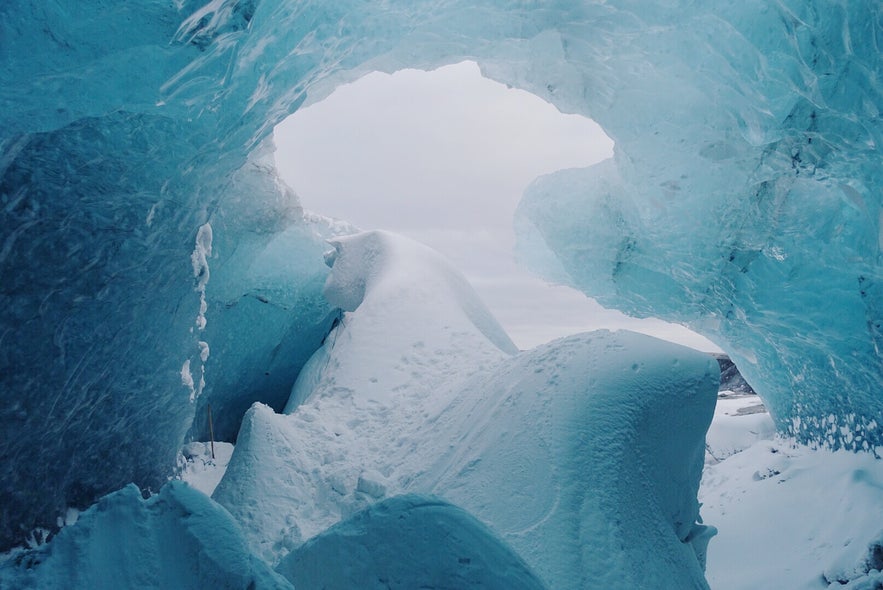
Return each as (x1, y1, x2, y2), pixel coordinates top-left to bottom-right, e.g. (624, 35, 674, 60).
(273, 61, 718, 352)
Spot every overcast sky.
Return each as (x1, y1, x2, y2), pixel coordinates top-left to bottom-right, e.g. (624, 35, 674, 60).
(274, 61, 720, 352)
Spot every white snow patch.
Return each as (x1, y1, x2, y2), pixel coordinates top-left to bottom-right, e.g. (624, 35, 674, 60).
(191, 222, 212, 330)
(55, 508, 79, 530)
(198, 340, 210, 362)
(178, 441, 234, 497)
(180, 359, 195, 396)
(705, 392, 776, 464)
(701, 396, 883, 590)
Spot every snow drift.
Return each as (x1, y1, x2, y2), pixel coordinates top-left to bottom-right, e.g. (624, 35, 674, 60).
(214, 231, 719, 589)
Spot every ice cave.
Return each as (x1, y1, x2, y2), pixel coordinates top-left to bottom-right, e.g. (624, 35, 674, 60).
(1, 1, 881, 589)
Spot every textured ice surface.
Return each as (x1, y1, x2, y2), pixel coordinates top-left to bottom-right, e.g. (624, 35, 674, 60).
(0, 127, 340, 547)
(215, 231, 719, 589)
(0, 482, 292, 590)
(2, 0, 880, 549)
(275, 494, 547, 590)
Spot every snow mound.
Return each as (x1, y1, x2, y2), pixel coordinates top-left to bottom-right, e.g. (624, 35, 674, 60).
(275, 494, 546, 590)
(287, 229, 517, 411)
(321, 231, 518, 352)
(0, 482, 291, 590)
(214, 227, 720, 589)
(219, 331, 719, 589)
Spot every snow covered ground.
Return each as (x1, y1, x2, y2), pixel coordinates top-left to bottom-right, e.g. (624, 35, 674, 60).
(179, 441, 235, 497)
(176, 391, 883, 590)
(702, 394, 883, 590)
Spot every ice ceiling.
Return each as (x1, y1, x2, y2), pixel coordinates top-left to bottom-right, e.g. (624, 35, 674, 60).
(0, 0, 880, 551)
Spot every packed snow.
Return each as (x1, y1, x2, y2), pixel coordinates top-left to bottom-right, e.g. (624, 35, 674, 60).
(212, 230, 719, 589)
(275, 494, 547, 590)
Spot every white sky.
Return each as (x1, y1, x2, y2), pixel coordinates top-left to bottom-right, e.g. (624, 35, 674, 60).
(274, 61, 720, 352)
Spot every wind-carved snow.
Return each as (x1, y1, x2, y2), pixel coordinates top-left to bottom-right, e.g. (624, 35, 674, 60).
(214, 231, 720, 589)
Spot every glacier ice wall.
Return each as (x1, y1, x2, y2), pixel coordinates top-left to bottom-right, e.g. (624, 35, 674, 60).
(0, 0, 342, 549)
(512, 2, 883, 449)
(1, 0, 880, 549)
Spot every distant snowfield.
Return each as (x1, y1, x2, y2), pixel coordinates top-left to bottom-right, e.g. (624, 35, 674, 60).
(180, 392, 883, 590)
(702, 396, 883, 590)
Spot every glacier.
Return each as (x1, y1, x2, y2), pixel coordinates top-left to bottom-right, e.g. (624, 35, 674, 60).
(0, 0, 880, 570)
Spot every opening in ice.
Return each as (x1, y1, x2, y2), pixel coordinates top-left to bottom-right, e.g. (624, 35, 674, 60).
(273, 61, 718, 351)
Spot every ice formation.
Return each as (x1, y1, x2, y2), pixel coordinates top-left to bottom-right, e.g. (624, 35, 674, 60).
(1, 0, 879, 561)
(0, 482, 292, 590)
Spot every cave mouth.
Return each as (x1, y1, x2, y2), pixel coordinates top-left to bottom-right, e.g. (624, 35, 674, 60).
(271, 60, 719, 353)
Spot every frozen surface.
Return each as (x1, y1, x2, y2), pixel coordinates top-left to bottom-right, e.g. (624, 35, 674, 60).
(179, 441, 235, 497)
(701, 403, 883, 590)
(705, 393, 776, 464)
(0, 120, 342, 548)
(0, 481, 292, 590)
(275, 494, 547, 590)
(2, 0, 880, 549)
(215, 231, 720, 589)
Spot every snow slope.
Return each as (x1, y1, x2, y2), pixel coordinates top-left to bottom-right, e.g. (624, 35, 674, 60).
(286, 229, 518, 412)
(701, 395, 883, 590)
(275, 494, 547, 590)
(214, 231, 720, 589)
